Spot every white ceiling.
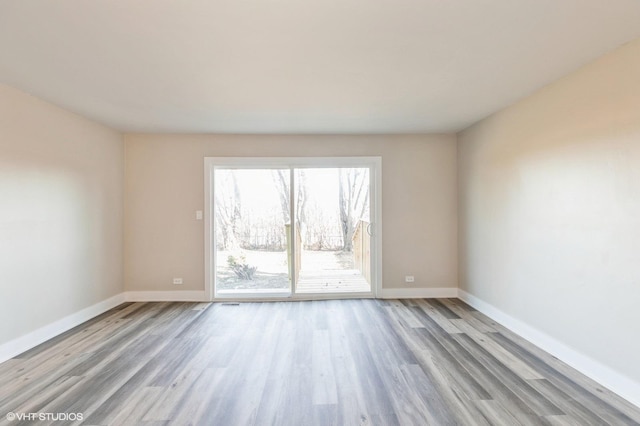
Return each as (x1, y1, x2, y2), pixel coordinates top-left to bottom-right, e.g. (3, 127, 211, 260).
(1, 0, 640, 134)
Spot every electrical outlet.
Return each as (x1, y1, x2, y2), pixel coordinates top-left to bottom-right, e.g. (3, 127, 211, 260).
(405, 275, 415, 283)
(173, 278, 183, 285)
(195, 210, 203, 220)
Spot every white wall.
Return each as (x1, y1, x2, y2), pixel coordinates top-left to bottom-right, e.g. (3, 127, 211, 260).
(0, 85, 124, 347)
(124, 134, 458, 294)
(458, 38, 640, 398)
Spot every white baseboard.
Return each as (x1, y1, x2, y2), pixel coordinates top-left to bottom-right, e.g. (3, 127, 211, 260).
(124, 290, 207, 302)
(458, 289, 640, 408)
(0, 293, 126, 364)
(379, 287, 458, 299)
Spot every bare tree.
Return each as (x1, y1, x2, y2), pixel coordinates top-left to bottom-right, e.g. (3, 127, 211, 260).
(339, 168, 369, 251)
(272, 170, 290, 224)
(272, 169, 309, 238)
(215, 171, 242, 250)
(295, 170, 308, 230)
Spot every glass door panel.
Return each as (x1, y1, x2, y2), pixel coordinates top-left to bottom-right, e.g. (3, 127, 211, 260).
(214, 168, 291, 296)
(294, 167, 371, 294)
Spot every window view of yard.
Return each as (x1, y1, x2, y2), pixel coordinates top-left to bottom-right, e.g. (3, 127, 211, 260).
(215, 249, 354, 291)
(214, 167, 370, 294)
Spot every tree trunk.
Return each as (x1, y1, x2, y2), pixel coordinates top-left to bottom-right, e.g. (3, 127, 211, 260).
(272, 170, 290, 224)
(339, 168, 369, 252)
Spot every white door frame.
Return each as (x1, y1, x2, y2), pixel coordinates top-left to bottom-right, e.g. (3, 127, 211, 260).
(204, 156, 382, 301)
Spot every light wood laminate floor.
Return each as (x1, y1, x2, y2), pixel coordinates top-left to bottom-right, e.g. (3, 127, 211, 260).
(1, 299, 639, 425)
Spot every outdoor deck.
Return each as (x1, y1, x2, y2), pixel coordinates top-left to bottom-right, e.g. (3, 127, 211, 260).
(296, 269, 370, 293)
(216, 249, 370, 295)
(216, 269, 370, 295)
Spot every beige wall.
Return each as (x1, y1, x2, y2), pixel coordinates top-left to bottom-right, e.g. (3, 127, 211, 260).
(0, 85, 124, 345)
(124, 134, 458, 293)
(458, 39, 640, 384)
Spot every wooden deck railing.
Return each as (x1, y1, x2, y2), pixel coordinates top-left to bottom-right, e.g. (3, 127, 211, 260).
(285, 223, 303, 282)
(352, 220, 371, 284)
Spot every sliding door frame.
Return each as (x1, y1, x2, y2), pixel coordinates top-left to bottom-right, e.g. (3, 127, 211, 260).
(204, 156, 382, 302)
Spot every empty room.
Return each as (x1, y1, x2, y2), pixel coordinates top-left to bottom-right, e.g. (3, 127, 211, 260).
(1, 1, 639, 425)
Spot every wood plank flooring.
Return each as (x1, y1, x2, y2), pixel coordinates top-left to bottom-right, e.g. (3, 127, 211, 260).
(1, 299, 639, 425)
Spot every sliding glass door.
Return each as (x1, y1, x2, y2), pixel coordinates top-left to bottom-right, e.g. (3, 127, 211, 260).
(206, 158, 380, 300)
